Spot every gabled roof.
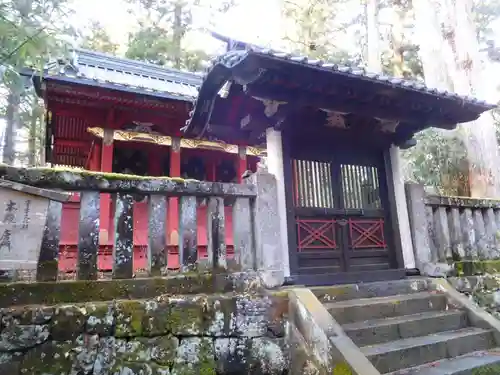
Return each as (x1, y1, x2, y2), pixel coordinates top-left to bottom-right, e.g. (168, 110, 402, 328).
(184, 48, 497, 137)
(26, 49, 202, 101)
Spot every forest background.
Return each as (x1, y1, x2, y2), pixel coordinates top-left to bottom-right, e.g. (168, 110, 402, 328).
(1, 0, 500, 197)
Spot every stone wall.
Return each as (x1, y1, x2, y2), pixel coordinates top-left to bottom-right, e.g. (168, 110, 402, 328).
(405, 183, 500, 276)
(449, 275, 500, 321)
(0, 292, 288, 375)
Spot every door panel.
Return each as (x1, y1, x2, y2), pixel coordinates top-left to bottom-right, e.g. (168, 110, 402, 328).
(292, 152, 391, 280)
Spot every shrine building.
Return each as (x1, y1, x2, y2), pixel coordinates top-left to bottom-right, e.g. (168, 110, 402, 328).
(183, 40, 495, 285)
(24, 35, 496, 285)
(25, 47, 264, 271)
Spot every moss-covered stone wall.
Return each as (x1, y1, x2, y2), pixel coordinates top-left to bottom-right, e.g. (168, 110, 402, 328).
(448, 275, 500, 320)
(0, 291, 289, 375)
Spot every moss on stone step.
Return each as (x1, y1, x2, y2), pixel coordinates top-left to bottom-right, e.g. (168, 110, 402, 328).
(454, 260, 500, 276)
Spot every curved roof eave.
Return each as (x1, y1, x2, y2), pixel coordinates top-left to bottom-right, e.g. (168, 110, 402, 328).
(184, 49, 497, 137)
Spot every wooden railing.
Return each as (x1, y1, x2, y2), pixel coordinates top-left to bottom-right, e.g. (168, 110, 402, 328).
(406, 183, 500, 272)
(0, 166, 261, 282)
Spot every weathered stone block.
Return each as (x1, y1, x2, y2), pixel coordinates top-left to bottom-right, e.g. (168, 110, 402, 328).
(0, 352, 23, 374)
(71, 333, 100, 375)
(173, 337, 215, 375)
(117, 339, 151, 362)
(19, 341, 74, 375)
(115, 300, 146, 337)
(0, 324, 49, 351)
(111, 361, 171, 375)
(1, 305, 53, 326)
(231, 295, 271, 337)
(93, 336, 117, 375)
(267, 293, 288, 338)
(214, 271, 263, 294)
(249, 337, 288, 375)
(0, 273, 218, 307)
(142, 299, 170, 336)
(51, 304, 87, 340)
(168, 296, 207, 335)
(214, 337, 251, 374)
(85, 301, 114, 336)
(146, 336, 178, 367)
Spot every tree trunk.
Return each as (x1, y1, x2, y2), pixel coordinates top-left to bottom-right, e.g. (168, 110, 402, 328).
(440, 0, 500, 198)
(365, 0, 380, 72)
(3, 91, 20, 165)
(389, 4, 410, 78)
(172, 2, 183, 69)
(28, 96, 39, 166)
(413, 0, 455, 91)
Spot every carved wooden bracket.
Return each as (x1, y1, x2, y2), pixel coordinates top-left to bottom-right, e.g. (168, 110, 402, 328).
(376, 117, 400, 133)
(252, 96, 288, 117)
(321, 109, 348, 129)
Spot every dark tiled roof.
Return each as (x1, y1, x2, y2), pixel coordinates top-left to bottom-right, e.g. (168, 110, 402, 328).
(221, 49, 496, 106)
(33, 49, 202, 101)
(184, 48, 497, 135)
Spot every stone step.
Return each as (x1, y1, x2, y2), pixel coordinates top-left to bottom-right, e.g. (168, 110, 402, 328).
(312, 278, 430, 303)
(325, 291, 448, 324)
(361, 327, 495, 374)
(343, 310, 468, 347)
(386, 349, 500, 375)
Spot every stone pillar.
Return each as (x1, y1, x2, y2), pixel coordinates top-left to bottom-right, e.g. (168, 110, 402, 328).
(389, 145, 416, 269)
(248, 169, 284, 288)
(405, 183, 431, 269)
(168, 137, 181, 260)
(265, 128, 291, 278)
(405, 182, 451, 276)
(99, 128, 114, 245)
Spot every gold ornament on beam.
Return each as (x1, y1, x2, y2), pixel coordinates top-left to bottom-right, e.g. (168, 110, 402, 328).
(86, 127, 266, 156)
(252, 97, 287, 117)
(375, 117, 400, 133)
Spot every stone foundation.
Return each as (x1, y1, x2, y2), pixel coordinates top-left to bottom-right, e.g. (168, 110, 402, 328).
(0, 292, 288, 375)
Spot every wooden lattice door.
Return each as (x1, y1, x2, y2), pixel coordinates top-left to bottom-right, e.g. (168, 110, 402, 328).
(292, 152, 392, 283)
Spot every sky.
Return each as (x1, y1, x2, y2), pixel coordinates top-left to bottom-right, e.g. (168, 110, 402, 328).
(69, 0, 283, 54)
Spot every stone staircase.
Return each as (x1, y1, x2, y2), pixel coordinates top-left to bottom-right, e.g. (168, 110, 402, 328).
(312, 279, 500, 374)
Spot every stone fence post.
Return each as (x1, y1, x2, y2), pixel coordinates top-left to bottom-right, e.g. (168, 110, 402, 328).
(247, 170, 285, 288)
(405, 183, 452, 276)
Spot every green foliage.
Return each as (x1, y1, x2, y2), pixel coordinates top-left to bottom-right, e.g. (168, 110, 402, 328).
(473, 0, 500, 43)
(125, 0, 232, 71)
(281, 0, 360, 64)
(0, 0, 75, 165)
(80, 21, 119, 54)
(472, 364, 500, 375)
(403, 128, 470, 195)
(392, 0, 499, 192)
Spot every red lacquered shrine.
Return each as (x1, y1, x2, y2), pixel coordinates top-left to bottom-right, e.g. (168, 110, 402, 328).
(26, 49, 264, 272)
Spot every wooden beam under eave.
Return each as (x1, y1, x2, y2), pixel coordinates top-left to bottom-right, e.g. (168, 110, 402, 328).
(244, 84, 476, 129)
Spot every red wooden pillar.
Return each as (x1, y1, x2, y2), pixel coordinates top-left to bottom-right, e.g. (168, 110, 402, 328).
(100, 128, 114, 245)
(236, 145, 247, 183)
(168, 138, 181, 264)
(90, 143, 101, 171)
